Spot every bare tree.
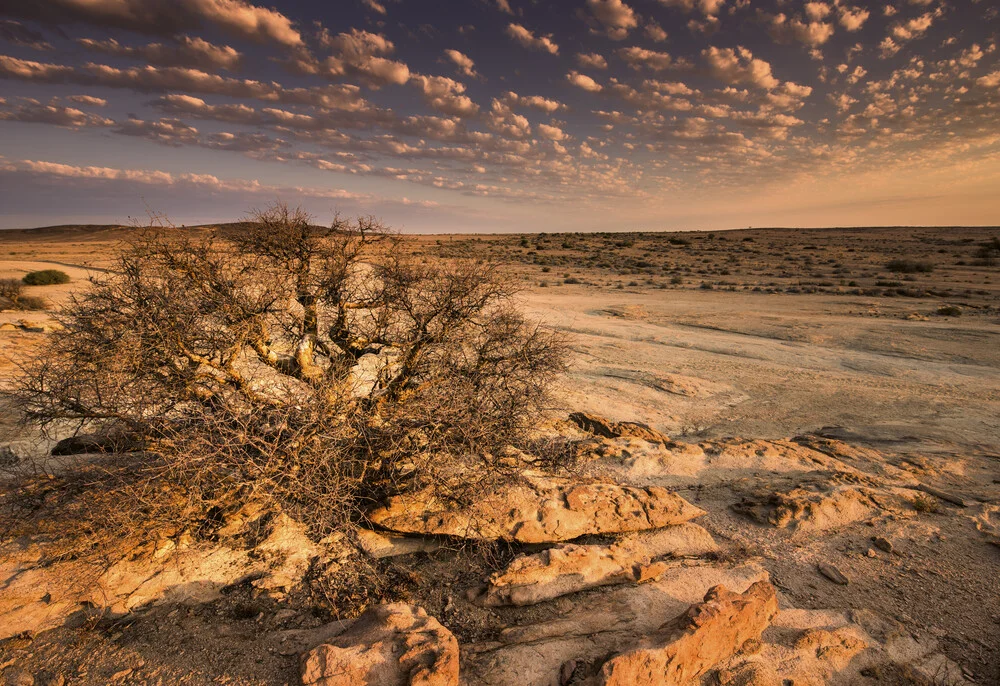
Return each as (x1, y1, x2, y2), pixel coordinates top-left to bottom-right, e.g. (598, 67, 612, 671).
(4, 203, 569, 554)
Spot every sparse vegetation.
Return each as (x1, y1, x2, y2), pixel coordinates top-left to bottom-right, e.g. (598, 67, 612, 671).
(886, 259, 934, 274)
(2, 203, 569, 562)
(0, 278, 46, 310)
(22, 268, 70, 285)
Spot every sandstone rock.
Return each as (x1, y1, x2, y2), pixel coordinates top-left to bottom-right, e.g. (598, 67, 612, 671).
(368, 474, 704, 543)
(300, 604, 458, 686)
(731, 472, 906, 531)
(356, 529, 444, 559)
(0, 512, 323, 640)
(478, 523, 718, 606)
(568, 412, 670, 444)
(593, 581, 779, 686)
(794, 627, 868, 670)
(717, 662, 781, 686)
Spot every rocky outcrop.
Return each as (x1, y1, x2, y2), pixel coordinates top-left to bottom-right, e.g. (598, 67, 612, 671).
(569, 412, 670, 444)
(477, 523, 718, 606)
(300, 604, 458, 686)
(731, 472, 907, 531)
(0, 513, 323, 640)
(368, 473, 705, 543)
(594, 581, 779, 686)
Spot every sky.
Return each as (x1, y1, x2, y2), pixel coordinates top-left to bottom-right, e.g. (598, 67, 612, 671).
(0, 0, 998, 232)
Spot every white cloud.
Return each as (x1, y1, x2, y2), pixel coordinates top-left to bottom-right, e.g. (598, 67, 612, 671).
(3, 0, 302, 47)
(444, 49, 477, 78)
(703, 46, 779, 89)
(566, 71, 603, 92)
(586, 0, 638, 40)
(505, 23, 559, 55)
(618, 47, 675, 71)
(576, 52, 609, 69)
(409, 74, 479, 117)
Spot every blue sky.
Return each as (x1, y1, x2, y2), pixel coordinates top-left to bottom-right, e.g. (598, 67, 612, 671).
(0, 0, 998, 231)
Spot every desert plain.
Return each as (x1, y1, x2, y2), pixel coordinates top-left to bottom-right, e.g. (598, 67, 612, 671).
(0, 223, 998, 686)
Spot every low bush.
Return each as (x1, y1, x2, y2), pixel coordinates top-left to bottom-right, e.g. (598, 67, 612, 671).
(886, 259, 933, 274)
(23, 269, 71, 285)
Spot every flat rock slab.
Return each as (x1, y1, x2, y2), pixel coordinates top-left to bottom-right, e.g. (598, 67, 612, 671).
(301, 603, 458, 686)
(479, 523, 719, 606)
(368, 473, 705, 543)
(594, 581, 779, 686)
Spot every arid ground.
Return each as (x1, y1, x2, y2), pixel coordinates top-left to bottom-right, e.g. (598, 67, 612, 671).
(1, 224, 998, 685)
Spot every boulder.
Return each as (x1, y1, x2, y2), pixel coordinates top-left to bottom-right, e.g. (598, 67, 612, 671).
(594, 581, 779, 685)
(368, 474, 705, 543)
(478, 523, 718, 606)
(300, 604, 458, 686)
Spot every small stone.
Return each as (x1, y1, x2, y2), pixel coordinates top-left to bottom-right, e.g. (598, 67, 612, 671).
(873, 537, 893, 553)
(866, 548, 878, 558)
(817, 562, 850, 585)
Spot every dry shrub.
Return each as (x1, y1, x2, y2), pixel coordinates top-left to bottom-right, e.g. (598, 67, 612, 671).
(1, 203, 569, 562)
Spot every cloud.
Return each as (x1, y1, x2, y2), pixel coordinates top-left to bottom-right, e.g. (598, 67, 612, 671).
(409, 74, 479, 117)
(891, 12, 936, 41)
(537, 123, 567, 141)
(444, 49, 477, 78)
(67, 95, 107, 106)
(362, 0, 387, 14)
(0, 98, 113, 127)
(645, 21, 668, 42)
(576, 52, 608, 69)
(486, 99, 531, 138)
(703, 46, 779, 89)
(77, 36, 242, 71)
(586, 0, 638, 40)
(0, 56, 374, 112)
(657, 0, 727, 17)
(505, 23, 559, 55)
(566, 71, 603, 92)
(5, 158, 374, 202)
(0, 20, 52, 50)
(114, 116, 200, 146)
(766, 14, 835, 47)
(619, 47, 676, 71)
(502, 92, 565, 113)
(2, 0, 302, 47)
(494, 0, 514, 13)
(311, 29, 411, 87)
(977, 71, 1000, 88)
(838, 7, 870, 32)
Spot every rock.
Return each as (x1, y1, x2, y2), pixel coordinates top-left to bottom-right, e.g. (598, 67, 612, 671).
(300, 604, 458, 686)
(873, 536, 893, 553)
(817, 563, 849, 585)
(0, 322, 16, 331)
(731, 472, 905, 531)
(478, 523, 718, 606)
(717, 662, 781, 686)
(593, 581, 779, 685)
(568, 412, 670, 444)
(568, 412, 618, 438)
(356, 529, 444, 559)
(0, 512, 323, 640)
(368, 474, 704, 543)
(793, 628, 868, 670)
(5, 671, 34, 686)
